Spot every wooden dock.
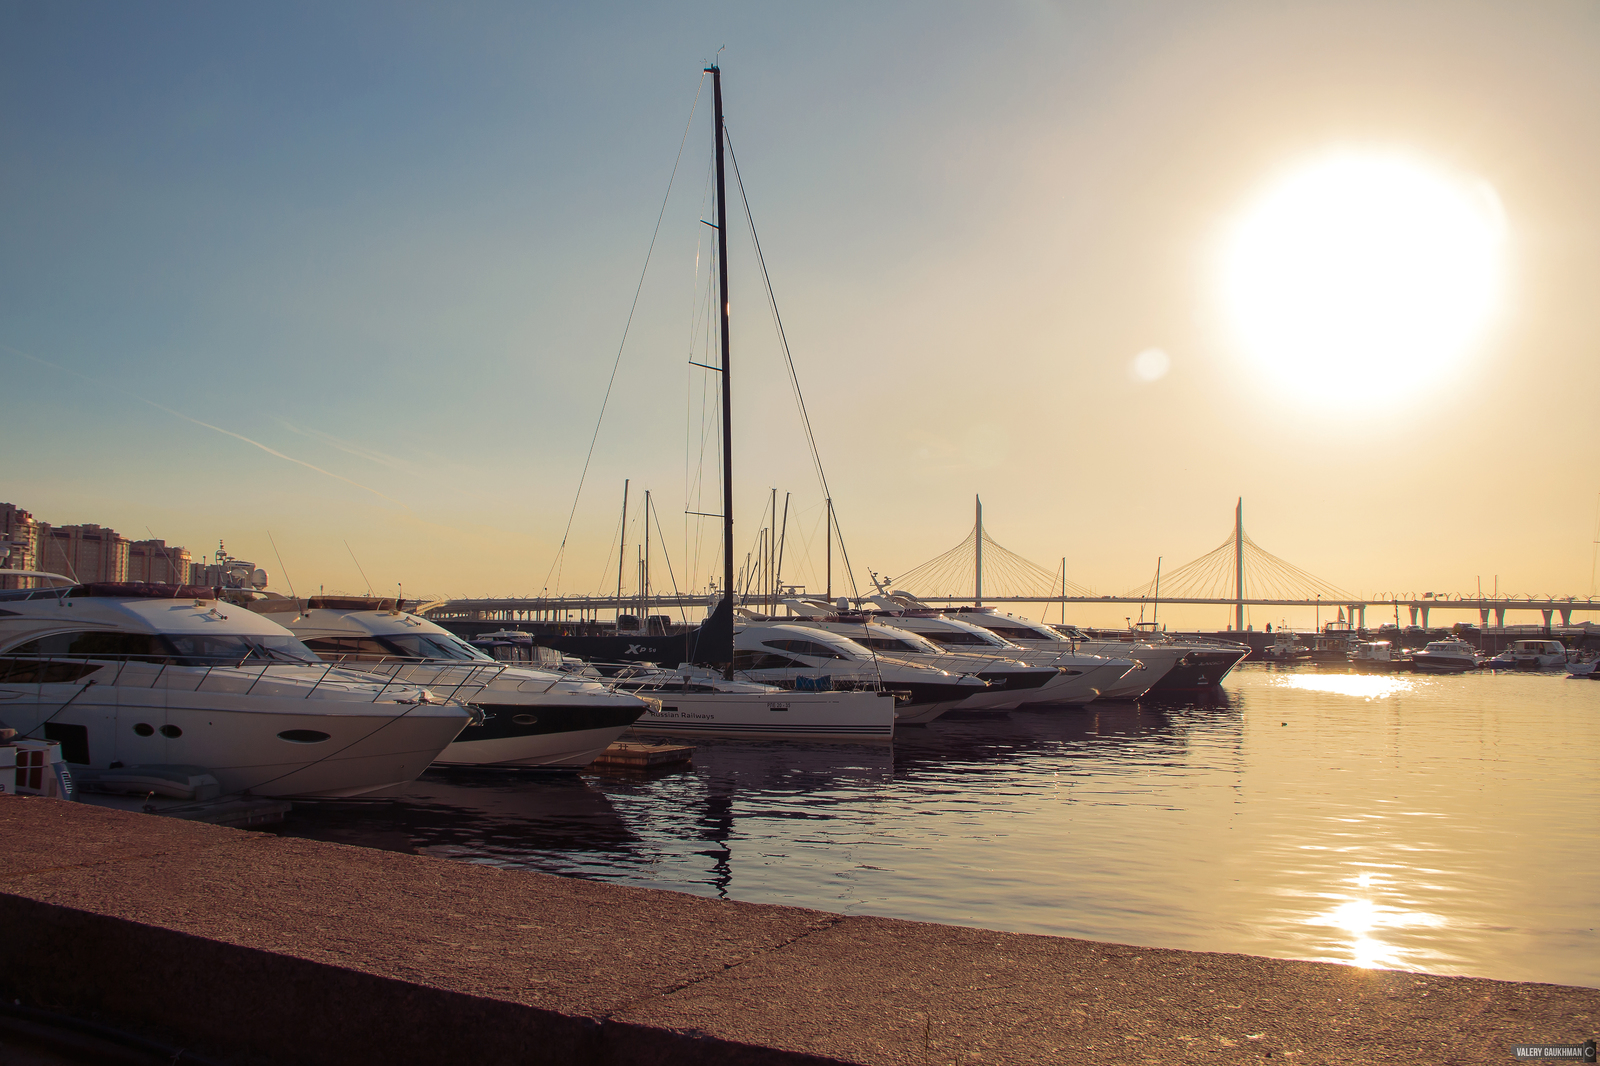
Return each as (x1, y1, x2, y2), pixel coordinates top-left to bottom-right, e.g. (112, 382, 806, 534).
(587, 741, 694, 771)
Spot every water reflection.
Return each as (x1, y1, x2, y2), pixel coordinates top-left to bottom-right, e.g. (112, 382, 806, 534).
(271, 667, 1600, 988)
(1273, 673, 1416, 700)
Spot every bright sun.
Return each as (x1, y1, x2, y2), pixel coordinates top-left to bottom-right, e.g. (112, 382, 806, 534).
(1220, 152, 1506, 404)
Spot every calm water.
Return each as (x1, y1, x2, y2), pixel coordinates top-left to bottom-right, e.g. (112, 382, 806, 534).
(272, 664, 1599, 988)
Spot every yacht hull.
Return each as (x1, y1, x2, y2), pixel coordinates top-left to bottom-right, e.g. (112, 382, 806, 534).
(628, 690, 895, 741)
(434, 701, 646, 768)
(4, 679, 467, 799)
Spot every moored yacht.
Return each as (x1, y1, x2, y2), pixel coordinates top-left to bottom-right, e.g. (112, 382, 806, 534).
(250, 596, 651, 768)
(0, 575, 472, 798)
(1410, 639, 1482, 674)
(839, 601, 1134, 705)
(732, 623, 987, 724)
(1486, 639, 1568, 670)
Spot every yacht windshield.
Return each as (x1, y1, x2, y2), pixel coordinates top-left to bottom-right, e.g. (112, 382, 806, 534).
(381, 632, 495, 661)
(5, 630, 320, 665)
(163, 633, 321, 664)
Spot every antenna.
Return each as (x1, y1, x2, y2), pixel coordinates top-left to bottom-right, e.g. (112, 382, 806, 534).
(267, 530, 299, 603)
(344, 540, 374, 597)
(145, 526, 181, 584)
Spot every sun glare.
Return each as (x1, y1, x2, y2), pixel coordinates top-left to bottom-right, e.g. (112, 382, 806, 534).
(1221, 152, 1506, 405)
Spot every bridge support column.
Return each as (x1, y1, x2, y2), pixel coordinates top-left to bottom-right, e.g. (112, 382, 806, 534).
(1495, 607, 1506, 627)
(1542, 609, 1553, 631)
(1480, 608, 1490, 627)
(1408, 607, 1418, 626)
(1420, 606, 1430, 628)
(1357, 605, 1365, 629)
(1560, 609, 1571, 626)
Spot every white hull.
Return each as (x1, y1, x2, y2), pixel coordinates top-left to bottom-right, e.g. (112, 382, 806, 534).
(628, 690, 895, 741)
(0, 676, 467, 799)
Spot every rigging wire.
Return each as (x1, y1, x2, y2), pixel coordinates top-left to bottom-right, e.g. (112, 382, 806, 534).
(724, 128, 860, 599)
(543, 75, 705, 596)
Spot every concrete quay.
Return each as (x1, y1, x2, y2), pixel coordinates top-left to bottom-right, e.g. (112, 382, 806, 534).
(1, 797, 1595, 1066)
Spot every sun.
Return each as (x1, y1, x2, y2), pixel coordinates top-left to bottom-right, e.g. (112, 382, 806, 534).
(1219, 151, 1506, 405)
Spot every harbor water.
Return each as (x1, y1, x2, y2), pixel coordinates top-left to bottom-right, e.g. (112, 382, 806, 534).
(271, 664, 1598, 989)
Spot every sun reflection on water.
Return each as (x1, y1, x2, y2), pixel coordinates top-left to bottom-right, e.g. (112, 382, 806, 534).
(1274, 674, 1416, 700)
(1303, 868, 1448, 969)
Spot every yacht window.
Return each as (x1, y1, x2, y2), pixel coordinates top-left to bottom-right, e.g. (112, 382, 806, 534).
(733, 650, 808, 670)
(164, 633, 321, 665)
(919, 630, 995, 646)
(301, 636, 396, 661)
(382, 633, 495, 662)
(6, 631, 168, 660)
(855, 636, 935, 654)
(761, 638, 849, 659)
(979, 624, 1054, 642)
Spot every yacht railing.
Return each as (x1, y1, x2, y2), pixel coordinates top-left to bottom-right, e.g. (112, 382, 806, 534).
(0, 653, 491, 704)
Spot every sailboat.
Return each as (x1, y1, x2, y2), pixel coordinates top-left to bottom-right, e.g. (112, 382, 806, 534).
(546, 65, 899, 741)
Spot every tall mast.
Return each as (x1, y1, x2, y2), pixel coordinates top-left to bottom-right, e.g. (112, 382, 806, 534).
(974, 495, 983, 607)
(825, 496, 838, 598)
(1235, 497, 1245, 631)
(643, 488, 651, 626)
(709, 64, 735, 678)
(616, 479, 629, 627)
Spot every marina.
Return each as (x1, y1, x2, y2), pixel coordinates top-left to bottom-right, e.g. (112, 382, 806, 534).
(5, 7, 1600, 1062)
(269, 662, 1599, 991)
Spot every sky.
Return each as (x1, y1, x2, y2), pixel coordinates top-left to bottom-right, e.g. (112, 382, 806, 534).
(2, 1, 1597, 629)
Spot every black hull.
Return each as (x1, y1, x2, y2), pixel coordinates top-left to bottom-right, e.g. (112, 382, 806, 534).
(1147, 649, 1250, 693)
(466, 703, 645, 740)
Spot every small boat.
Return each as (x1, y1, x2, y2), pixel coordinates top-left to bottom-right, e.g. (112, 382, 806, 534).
(1261, 631, 1310, 663)
(1410, 639, 1482, 674)
(1486, 639, 1568, 670)
(1348, 641, 1405, 672)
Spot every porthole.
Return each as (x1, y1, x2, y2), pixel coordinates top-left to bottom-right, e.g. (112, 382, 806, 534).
(159, 724, 183, 739)
(277, 729, 330, 744)
(512, 714, 538, 726)
(133, 723, 154, 737)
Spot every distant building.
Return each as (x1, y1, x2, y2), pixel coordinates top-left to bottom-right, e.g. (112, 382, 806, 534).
(128, 539, 193, 585)
(37, 523, 130, 584)
(0, 503, 40, 588)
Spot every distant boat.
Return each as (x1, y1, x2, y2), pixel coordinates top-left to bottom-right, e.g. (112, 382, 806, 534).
(1486, 639, 1567, 670)
(1410, 639, 1482, 674)
(1349, 640, 1406, 672)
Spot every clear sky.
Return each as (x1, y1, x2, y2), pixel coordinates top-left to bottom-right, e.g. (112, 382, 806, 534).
(3, 1, 1597, 628)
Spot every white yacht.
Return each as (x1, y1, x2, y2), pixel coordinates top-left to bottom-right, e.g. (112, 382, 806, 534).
(1349, 641, 1404, 671)
(820, 601, 1133, 705)
(1410, 639, 1482, 674)
(732, 623, 988, 724)
(755, 612, 1076, 712)
(250, 596, 651, 768)
(0, 576, 472, 798)
(1486, 639, 1568, 670)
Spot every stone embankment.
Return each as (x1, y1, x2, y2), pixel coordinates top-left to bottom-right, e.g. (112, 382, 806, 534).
(1, 798, 1594, 1065)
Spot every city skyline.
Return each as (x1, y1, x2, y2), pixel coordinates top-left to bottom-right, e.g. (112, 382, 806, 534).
(3, 2, 1598, 629)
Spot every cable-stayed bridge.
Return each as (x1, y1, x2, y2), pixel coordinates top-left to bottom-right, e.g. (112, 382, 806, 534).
(875, 498, 1600, 630)
(420, 499, 1600, 630)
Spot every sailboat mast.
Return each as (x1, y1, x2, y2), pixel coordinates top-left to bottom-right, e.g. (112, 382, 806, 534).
(616, 478, 629, 627)
(825, 498, 833, 601)
(709, 64, 735, 678)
